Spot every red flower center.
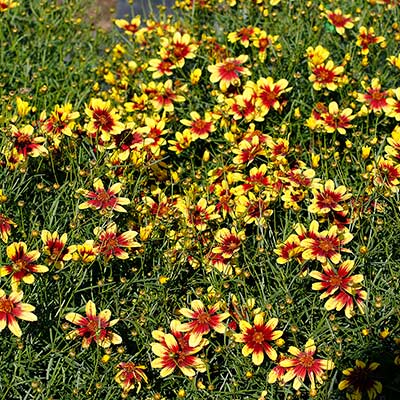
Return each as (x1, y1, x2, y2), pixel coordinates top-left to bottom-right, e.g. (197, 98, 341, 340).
(197, 311, 211, 324)
(329, 275, 343, 286)
(318, 239, 335, 252)
(0, 298, 13, 313)
(93, 109, 114, 131)
(298, 353, 314, 367)
(96, 190, 111, 203)
(253, 331, 265, 343)
(13, 259, 28, 272)
(222, 61, 239, 72)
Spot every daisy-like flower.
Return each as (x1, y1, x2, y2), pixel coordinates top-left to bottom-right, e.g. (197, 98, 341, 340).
(356, 26, 385, 55)
(41, 230, 76, 268)
(280, 339, 334, 390)
(78, 178, 130, 213)
(74, 240, 98, 263)
(357, 78, 390, 114)
(306, 45, 330, 67)
(385, 126, 400, 162)
(85, 98, 125, 142)
(93, 222, 140, 261)
(176, 197, 219, 231)
(373, 157, 400, 190)
(8, 124, 48, 160)
(320, 101, 355, 135)
(232, 135, 267, 165)
(160, 31, 198, 68)
(245, 77, 291, 118)
(115, 16, 141, 35)
(0, 213, 16, 243)
(301, 221, 353, 264)
(338, 360, 382, 400)
(309, 260, 367, 318)
(212, 227, 246, 259)
(151, 79, 186, 113)
(233, 313, 283, 365)
(322, 8, 356, 35)
(115, 361, 148, 395)
(65, 300, 122, 349)
(235, 192, 273, 226)
(274, 234, 303, 265)
(388, 54, 400, 70)
(178, 299, 230, 346)
(252, 31, 279, 63)
(147, 58, 175, 79)
(0, 242, 48, 289)
(308, 179, 352, 215)
(227, 26, 259, 48)
(207, 55, 251, 91)
(151, 320, 207, 377)
(0, 290, 37, 337)
(309, 60, 345, 91)
(180, 111, 216, 140)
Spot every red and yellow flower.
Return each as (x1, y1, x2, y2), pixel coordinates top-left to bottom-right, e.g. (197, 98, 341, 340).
(178, 300, 229, 346)
(0, 242, 48, 289)
(212, 227, 246, 259)
(114, 361, 148, 395)
(151, 320, 207, 377)
(0, 289, 37, 337)
(65, 300, 122, 348)
(356, 26, 385, 55)
(208, 55, 251, 91)
(41, 230, 76, 268)
(234, 313, 283, 365)
(78, 178, 130, 213)
(180, 111, 216, 140)
(280, 338, 334, 390)
(322, 8, 356, 35)
(357, 78, 390, 114)
(309, 60, 345, 91)
(0, 213, 16, 243)
(310, 260, 367, 318)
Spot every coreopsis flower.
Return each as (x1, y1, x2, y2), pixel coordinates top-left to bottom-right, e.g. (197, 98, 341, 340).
(245, 77, 291, 117)
(180, 111, 216, 140)
(233, 313, 283, 365)
(212, 180, 236, 219)
(78, 178, 130, 213)
(338, 360, 382, 400)
(226, 91, 260, 122)
(65, 300, 122, 348)
(147, 58, 175, 79)
(322, 8, 356, 35)
(0, 0, 19, 12)
(309, 60, 345, 91)
(232, 135, 267, 165)
(386, 87, 400, 120)
(115, 361, 148, 395)
(93, 222, 140, 260)
(251, 31, 279, 63)
(85, 98, 125, 142)
(385, 126, 400, 162)
(280, 339, 335, 390)
(306, 45, 330, 67)
(212, 227, 246, 258)
(0, 290, 36, 337)
(8, 124, 48, 160)
(160, 31, 198, 68)
(15, 97, 31, 118)
(356, 26, 385, 55)
(274, 234, 303, 264)
(320, 101, 355, 135)
(0, 213, 16, 243)
(168, 130, 193, 154)
(151, 79, 186, 113)
(388, 54, 400, 69)
(151, 320, 207, 377)
(75, 240, 98, 263)
(373, 157, 400, 190)
(178, 299, 230, 346)
(310, 260, 367, 318)
(176, 197, 219, 231)
(300, 221, 353, 264)
(227, 26, 260, 48)
(41, 103, 80, 146)
(308, 179, 352, 215)
(357, 78, 390, 114)
(235, 192, 273, 226)
(207, 55, 251, 91)
(41, 230, 76, 268)
(115, 16, 141, 35)
(0, 242, 48, 289)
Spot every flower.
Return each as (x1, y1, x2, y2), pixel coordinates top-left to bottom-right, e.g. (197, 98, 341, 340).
(323, 8, 356, 35)
(309, 260, 367, 318)
(176, 197, 219, 231)
(308, 179, 352, 215)
(85, 98, 125, 142)
(212, 227, 246, 258)
(0, 213, 16, 243)
(78, 178, 130, 213)
(386, 87, 400, 120)
(0, 242, 48, 289)
(280, 338, 335, 390)
(0, 0, 19, 12)
(41, 230, 76, 268)
(207, 55, 251, 91)
(233, 313, 283, 365)
(180, 111, 216, 140)
(0, 290, 37, 337)
(151, 320, 207, 377)
(320, 101, 355, 135)
(115, 361, 148, 394)
(115, 16, 141, 35)
(301, 221, 353, 264)
(93, 222, 140, 260)
(8, 124, 48, 160)
(357, 78, 390, 114)
(338, 360, 382, 399)
(65, 300, 122, 348)
(356, 26, 385, 55)
(178, 299, 230, 346)
(309, 60, 345, 91)
(75, 240, 98, 263)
